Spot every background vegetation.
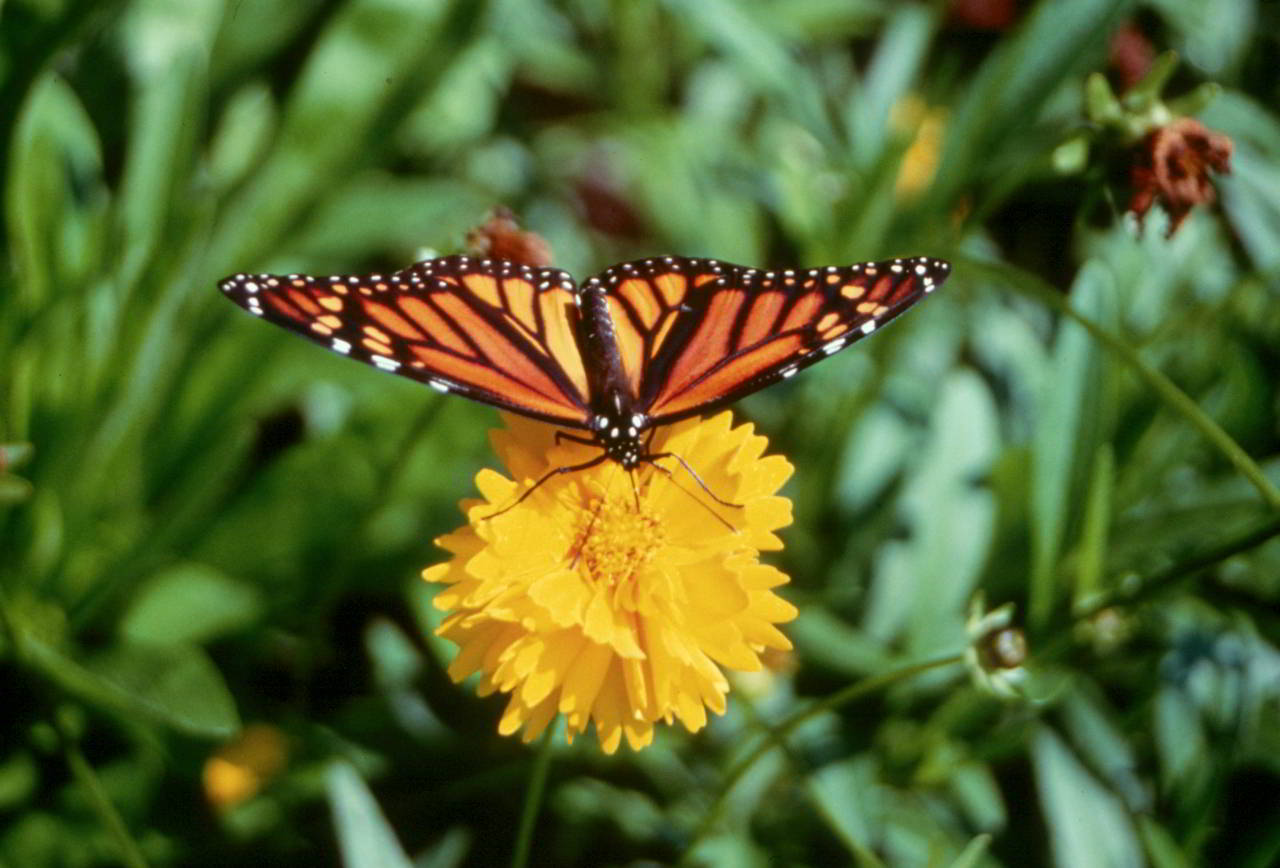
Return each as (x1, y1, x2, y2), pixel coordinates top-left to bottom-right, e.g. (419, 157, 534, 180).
(2, 0, 1278, 865)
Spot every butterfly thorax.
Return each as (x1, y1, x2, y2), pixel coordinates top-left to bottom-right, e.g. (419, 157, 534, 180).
(578, 279, 650, 468)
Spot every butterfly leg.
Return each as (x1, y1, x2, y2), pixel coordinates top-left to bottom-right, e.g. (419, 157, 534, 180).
(554, 431, 596, 447)
(645, 452, 744, 509)
(484, 452, 610, 520)
(643, 460, 738, 532)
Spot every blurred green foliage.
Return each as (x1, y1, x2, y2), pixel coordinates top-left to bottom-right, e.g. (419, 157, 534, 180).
(2, 0, 1279, 865)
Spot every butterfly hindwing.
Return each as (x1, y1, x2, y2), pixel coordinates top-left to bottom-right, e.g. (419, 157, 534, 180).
(585, 255, 951, 423)
(218, 256, 592, 426)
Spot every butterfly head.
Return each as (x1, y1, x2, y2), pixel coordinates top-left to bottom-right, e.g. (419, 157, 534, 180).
(590, 405, 650, 468)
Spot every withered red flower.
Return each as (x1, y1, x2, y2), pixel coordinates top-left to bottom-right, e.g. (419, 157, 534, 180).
(466, 207, 554, 268)
(948, 0, 1018, 31)
(1129, 118, 1232, 236)
(1108, 23, 1155, 93)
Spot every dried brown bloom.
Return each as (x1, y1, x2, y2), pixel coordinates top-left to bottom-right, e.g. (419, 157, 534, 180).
(576, 156, 644, 239)
(948, 0, 1018, 31)
(1129, 118, 1232, 235)
(1108, 23, 1155, 93)
(465, 207, 554, 267)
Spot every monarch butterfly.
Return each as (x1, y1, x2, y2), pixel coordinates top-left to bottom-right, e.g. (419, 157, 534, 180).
(218, 253, 949, 495)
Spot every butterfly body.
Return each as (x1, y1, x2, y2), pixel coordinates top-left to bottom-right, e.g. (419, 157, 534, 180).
(218, 252, 950, 474)
(577, 274, 652, 467)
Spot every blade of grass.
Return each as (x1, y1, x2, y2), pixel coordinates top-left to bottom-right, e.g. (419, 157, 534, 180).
(961, 256, 1280, 512)
(1029, 262, 1114, 629)
(57, 713, 150, 868)
(1074, 443, 1114, 610)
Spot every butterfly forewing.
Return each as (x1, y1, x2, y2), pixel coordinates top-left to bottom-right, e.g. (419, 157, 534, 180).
(217, 257, 592, 427)
(586, 255, 950, 423)
(219, 252, 950, 446)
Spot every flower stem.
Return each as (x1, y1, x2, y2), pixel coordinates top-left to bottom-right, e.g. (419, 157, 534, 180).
(511, 728, 555, 868)
(687, 654, 963, 854)
(57, 715, 150, 868)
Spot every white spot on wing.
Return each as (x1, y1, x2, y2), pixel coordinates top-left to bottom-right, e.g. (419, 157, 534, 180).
(372, 354, 400, 371)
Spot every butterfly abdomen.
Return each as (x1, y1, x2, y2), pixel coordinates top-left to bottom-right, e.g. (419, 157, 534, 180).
(576, 275, 650, 467)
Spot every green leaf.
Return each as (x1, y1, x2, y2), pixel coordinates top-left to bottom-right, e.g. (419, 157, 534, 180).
(13, 613, 238, 739)
(896, 369, 999, 655)
(0, 751, 38, 810)
(789, 609, 894, 677)
(206, 0, 483, 273)
(0, 442, 34, 470)
(807, 758, 880, 862)
(326, 761, 414, 868)
(85, 642, 240, 738)
(930, 0, 1133, 209)
(1073, 443, 1114, 608)
(1138, 816, 1193, 868)
(113, 0, 222, 294)
(1123, 50, 1178, 112)
(947, 835, 993, 868)
(1029, 262, 1116, 628)
(1033, 727, 1142, 868)
(415, 827, 472, 868)
(4, 72, 107, 315)
(1154, 686, 1209, 792)
(120, 562, 263, 645)
(1060, 689, 1146, 810)
(0, 474, 34, 505)
(206, 81, 278, 194)
(845, 3, 934, 167)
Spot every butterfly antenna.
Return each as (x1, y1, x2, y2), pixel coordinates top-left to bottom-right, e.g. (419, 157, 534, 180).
(643, 460, 738, 533)
(483, 453, 610, 520)
(645, 452, 744, 509)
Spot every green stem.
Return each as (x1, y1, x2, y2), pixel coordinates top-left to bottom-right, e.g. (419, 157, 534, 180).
(1036, 514, 1280, 663)
(511, 728, 555, 868)
(57, 716, 150, 868)
(686, 654, 963, 855)
(1080, 514, 1280, 620)
(962, 258, 1280, 512)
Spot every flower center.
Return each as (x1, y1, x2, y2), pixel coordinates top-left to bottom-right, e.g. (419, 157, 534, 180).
(573, 497, 665, 591)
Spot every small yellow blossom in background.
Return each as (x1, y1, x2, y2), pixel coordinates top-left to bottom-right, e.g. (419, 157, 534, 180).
(892, 94, 948, 199)
(424, 411, 797, 754)
(203, 724, 289, 811)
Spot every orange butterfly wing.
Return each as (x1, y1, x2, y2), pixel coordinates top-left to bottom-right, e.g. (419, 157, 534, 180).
(586, 255, 950, 423)
(218, 256, 591, 426)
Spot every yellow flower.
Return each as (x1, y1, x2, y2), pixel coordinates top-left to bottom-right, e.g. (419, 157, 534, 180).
(892, 94, 947, 199)
(424, 411, 797, 753)
(203, 724, 289, 811)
